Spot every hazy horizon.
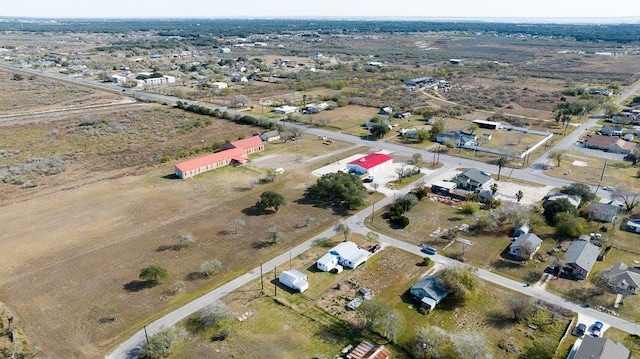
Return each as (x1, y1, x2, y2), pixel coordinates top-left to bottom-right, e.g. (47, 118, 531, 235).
(2, 0, 638, 24)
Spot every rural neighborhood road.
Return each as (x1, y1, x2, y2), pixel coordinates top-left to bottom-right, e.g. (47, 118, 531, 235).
(3, 61, 637, 357)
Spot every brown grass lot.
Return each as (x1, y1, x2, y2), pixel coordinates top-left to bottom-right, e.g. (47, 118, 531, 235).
(544, 151, 637, 188)
(0, 97, 381, 358)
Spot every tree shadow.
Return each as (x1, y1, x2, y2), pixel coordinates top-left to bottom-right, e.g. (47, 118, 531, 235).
(492, 258, 523, 270)
(185, 272, 208, 281)
(123, 280, 157, 292)
(252, 240, 274, 249)
(484, 310, 515, 330)
(217, 230, 233, 236)
(448, 217, 465, 222)
(241, 206, 266, 216)
(161, 173, 180, 180)
(156, 244, 181, 252)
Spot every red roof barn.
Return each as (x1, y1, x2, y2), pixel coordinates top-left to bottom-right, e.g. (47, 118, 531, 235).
(347, 153, 393, 175)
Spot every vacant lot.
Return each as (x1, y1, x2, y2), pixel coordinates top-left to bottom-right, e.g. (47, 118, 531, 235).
(544, 151, 637, 188)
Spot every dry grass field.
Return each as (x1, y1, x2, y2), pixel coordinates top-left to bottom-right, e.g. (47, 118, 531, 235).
(544, 151, 637, 188)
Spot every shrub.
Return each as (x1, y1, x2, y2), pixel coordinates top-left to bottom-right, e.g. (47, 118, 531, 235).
(393, 216, 410, 228)
(460, 202, 480, 215)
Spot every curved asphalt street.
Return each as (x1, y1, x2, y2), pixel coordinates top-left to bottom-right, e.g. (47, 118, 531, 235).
(1, 61, 636, 357)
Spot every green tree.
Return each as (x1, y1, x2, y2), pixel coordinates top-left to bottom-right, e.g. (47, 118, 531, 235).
(417, 129, 430, 143)
(421, 107, 439, 119)
(602, 102, 621, 118)
(357, 300, 404, 343)
(466, 123, 479, 134)
(370, 123, 390, 138)
(490, 182, 498, 195)
(138, 328, 179, 359)
(439, 267, 478, 304)
(516, 190, 524, 203)
(554, 212, 586, 238)
(560, 183, 595, 203)
(412, 153, 423, 166)
(306, 172, 368, 210)
(409, 326, 457, 359)
(543, 198, 578, 224)
(428, 119, 446, 140)
(139, 265, 168, 284)
(256, 191, 286, 212)
(496, 156, 507, 180)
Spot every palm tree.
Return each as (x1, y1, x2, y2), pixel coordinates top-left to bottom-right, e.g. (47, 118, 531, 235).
(496, 157, 507, 180)
(516, 190, 524, 203)
(490, 183, 499, 195)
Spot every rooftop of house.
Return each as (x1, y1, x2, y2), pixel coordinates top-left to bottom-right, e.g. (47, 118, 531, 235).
(511, 233, 542, 249)
(456, 168, 492, 185)
(565, 240, 601, 272)
(604, 262, 640, 288)
(575, 336, 630, 359)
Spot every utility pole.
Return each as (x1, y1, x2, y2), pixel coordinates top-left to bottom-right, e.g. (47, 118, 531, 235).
(274, 265, 277, 296)
(260, 262, 264, 290)
(143, 325, 149, 345)
(289, 250, 292, 270)
(371, 203, 375, 222)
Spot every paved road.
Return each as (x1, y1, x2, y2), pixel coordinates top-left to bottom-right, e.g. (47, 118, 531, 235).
(5, 60, 636, 356)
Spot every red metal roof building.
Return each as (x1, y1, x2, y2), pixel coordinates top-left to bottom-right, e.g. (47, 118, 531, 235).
(348, 341, 390, 359)
(347, 153, 393, 175)
(175, 135, 264, 179)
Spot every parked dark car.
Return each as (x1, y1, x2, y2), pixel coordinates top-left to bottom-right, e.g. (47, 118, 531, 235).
(574, 323, 586, 336)
(421, 246, 438, 255)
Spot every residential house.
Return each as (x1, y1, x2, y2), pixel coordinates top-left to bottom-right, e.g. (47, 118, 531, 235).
(111, 74, 127, 84)
(473, 119, 502, 130)
(379, 107, 393, 116)
(612, 112, 635, 125)
(348, 341, 390, 359)
(346, 153, 393, 176)
(509, 233, 543, 260)
(436, 130, 478, 147)
(404, 76, 434, 86)
(259, 130, 281, 142)
(588, 202, 619, 223)
(175, 135, 264, 179)
(410, 275, 449, 311)
(219, 47, 231, 53)
(144, 75, 176, 85)
(452, 168, 493, 192)
(588, 88, 613, 97)
(210, 82, 228, 89)
(583, 134, 637, 154)
(574, 336, 630, 359)
(278, 269, 309, 293)
(546, 193, 582, 208)
(431, 181, 457, 196)
(563, 240, 601, 279)
(272, 105, 299, 114)
(316, 241, 371, 272)
(513, 223, 531, 237)
(603, 262, 640, 295)
(600, 124, 623, 137)
(303, 102, 329, 114)
(626, 219, 640, 233)
(398, 127, 420, 139)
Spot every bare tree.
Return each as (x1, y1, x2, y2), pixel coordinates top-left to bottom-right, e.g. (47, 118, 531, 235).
(505, 296, 534, 322)
(267, 226, 283, 244)
(175, 231, 196, 249)
(371, 182, 380, 192)
(613, 186, 640, 211)
(549, 150, 566, 167)
(410, 326, 455, 359)
(366, 231, 380, 242)
(335, 222, 351, 241)
(495, 201, 531, 226)
(451, 331, 493, 359)
(232, 218, 246, 234)
(303, 214, 314, 227)
(412, 153, 423, 166)
(199, 260, 222, 278)
(234, 94, 251, 108)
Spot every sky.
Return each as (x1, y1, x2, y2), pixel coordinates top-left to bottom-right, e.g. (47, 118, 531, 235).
(1, 0, 639, 22)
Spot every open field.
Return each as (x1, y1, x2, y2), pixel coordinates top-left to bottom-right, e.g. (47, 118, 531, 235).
(544, 151, 637, 188)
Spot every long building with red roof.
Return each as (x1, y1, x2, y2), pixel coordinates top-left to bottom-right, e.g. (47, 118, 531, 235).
(175, 135, 264, 179)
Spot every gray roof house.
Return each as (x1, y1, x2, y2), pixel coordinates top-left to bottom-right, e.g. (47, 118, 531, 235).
(513, 223, 531, 237)
(509, 233, 543, 260)
(588, 202, 619, 223)
(575, 336, 630, 359)
(564, 240, 601, 280)
(410, 275, 449, 311)
(260, 130, 281, 142)
(603, 262, 640, 295)
(601, 124, 623, 136)
(546, 193, 581, 208)
(452, 168, 493, 191)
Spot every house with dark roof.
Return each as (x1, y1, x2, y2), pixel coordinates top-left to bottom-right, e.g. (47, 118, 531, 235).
(259, 130, 281, 142)
(452, 168, 493, 191)
(509, 233, 543, 260)
(563, 240, 601, 280)
(410, 275, 449, 311)
(583, 134, 636, 154)
(575, 336, 630, 359)
(588, 202, 619, 223)
(603, 262, 640, 295)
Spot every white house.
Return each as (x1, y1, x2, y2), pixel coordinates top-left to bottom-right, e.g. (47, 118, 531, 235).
(278, 269, 309, 292)
(220, 47, 231, 53)
(111, 74, 127, 84)
(272, 105, 299, 114)
(316, 241, 371, 272)
(211, 82, 228, 89)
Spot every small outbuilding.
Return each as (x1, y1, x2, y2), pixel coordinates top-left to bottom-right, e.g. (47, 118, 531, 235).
(316, 241, 371, 272)
(278, 269, 309, 293)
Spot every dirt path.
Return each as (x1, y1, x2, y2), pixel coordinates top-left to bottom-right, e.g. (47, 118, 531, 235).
(0, 99, 138, 124)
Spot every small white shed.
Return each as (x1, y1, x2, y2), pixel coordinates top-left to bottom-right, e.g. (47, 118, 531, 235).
(278, 269, 309, 293)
